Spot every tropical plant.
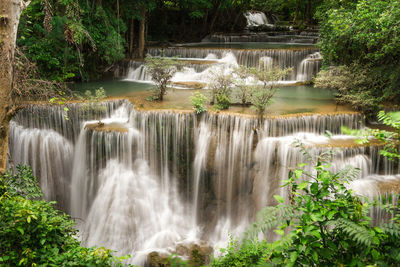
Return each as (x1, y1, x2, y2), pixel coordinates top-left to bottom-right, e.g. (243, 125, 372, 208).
(318, 0, 400, 115)
(233, 65, 255, 105)
(314, 64, 380, 114)
(344, 111, 400, 160)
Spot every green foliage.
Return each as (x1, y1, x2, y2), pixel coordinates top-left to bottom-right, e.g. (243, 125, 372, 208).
(0, 166, 130, 266)
(0, 164, 42, 199)
(319, 0, 400, 67)
(213, 149, 400, 266)
(49, 90, 71, 120)
(80, 87, 107, 110)
(208, 68, 233, 110)
(314, 64, 380, 114)
(17, 0, 126, 82)
(214, 93, 231, 110)
(233, 66, 255, 105)
(343, 110, 400, 160)
(190, 92, 208, 114)
(318, 0, 400, 113)
(145, 56, 184, 101)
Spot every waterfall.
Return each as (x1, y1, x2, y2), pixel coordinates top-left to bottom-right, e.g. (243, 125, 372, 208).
(244, 11, 273, 27)
(8, 100, 397, 265)
(259, 56, 273, 70)
(296, 52, 322, 81)
(7, 121, 73, 209)
(203, 33, 318, 44)
(124, 47, 322, 83)
(125, 61, 152, 81)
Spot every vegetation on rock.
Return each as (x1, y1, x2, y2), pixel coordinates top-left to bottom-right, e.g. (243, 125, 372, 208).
(145, 56, 183, 101)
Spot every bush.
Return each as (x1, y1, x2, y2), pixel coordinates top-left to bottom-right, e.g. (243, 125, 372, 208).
(318, 0, 400, 113)
(0, 165, 129, 266)
(190, 92, 208, 114)
(214, 93, 231, 110)
(314, 64, 381, 115)
(208, 68, 233, 109)
(248, 66, 292, 120)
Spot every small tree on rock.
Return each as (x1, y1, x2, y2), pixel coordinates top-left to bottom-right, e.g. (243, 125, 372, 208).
(249, 66, 292, 120)
(233, 65, 255, 105)
(208, 67, 234, 110)
(145, 55, 183, 101)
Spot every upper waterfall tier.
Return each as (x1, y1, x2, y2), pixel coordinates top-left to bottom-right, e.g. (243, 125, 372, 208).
(147, 47, 318, 69)
(124, 47, 322, 82)
(203, 32, 318, 44)
(244, 11, 274, 27)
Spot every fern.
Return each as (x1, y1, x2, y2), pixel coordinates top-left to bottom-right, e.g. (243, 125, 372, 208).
(243, 205, 295, 243)
(381, 223, 400, 239)
(336, 165, 361, 182)
(330, 218, 374, 246)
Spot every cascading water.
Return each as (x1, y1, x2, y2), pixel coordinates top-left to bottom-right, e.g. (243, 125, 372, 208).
(296, 52, 322, 81)
(124, 47, 322, 84)
(8, 100, 398, 265)
(244, 11, 273, 27)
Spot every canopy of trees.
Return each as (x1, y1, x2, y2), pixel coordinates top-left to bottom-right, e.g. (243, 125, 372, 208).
(317, 0, 400, 114)
(15, 0, 340, 82)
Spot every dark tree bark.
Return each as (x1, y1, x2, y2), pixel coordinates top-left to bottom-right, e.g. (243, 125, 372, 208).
(129, 17, 135, 58)
(138, 6, 146, 59)
(0, 0, 30, 172)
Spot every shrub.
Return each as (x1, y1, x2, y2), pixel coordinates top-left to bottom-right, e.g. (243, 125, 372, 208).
(248, 66, 292, 120)
(214, 93, 231, 110)
(0, 165, 129, 266)
(208, 67, 233, 110)
(190, 92, 208, 114)
(314, 64, 380, 115)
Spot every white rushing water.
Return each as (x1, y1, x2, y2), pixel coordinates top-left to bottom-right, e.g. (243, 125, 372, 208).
(244, 11, 274, 27)
(8, 100, 399, 265)
(124, 47, 322, 85)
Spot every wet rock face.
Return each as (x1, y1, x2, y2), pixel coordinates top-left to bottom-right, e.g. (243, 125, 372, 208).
(176, 241, 214, 266)
(147, 241, 214, 267)
(147, 252, 171, 267)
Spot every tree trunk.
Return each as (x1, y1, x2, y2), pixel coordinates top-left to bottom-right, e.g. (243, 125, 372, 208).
(230, 4, 247, 32)
(293, 1, 300, 24)
(305, 0, 312, 25)
(129, 17, 134, 58)
(138, 7, 146, 59)
(209, 2, 222, 33)
(0, 0, 29, 172)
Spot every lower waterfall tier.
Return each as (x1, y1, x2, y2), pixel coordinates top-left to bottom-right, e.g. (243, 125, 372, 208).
(7, 100, 398, 265)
